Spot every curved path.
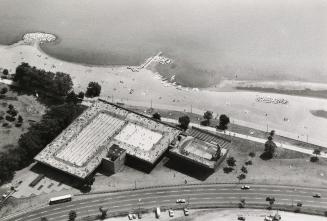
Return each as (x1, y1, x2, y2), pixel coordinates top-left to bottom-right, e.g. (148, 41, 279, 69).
(1, 184, 327, 221)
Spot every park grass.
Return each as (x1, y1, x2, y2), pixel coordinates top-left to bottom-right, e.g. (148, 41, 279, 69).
(125, 105, 325, 153)
(0, 83, 46, 153)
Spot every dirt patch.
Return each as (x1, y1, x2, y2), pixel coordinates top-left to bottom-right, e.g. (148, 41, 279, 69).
(311, 110, 327, 119)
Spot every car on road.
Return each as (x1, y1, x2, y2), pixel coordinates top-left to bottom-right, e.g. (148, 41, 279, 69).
(266, 196, 275, 201)
(241, 185, 250, 190)
(169, 209, 174, 217)
(184, 208, 189, 216)
(176, 198, 186, 203)
(313, 193, 321, 198)
(238, 215, 246, 220)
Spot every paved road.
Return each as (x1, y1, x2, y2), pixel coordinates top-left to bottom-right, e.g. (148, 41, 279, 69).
(162, 118, 327, 158)
(2, 184, 327, 221)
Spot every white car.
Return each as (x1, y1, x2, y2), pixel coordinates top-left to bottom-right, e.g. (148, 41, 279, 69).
(241, 185, 250, 190)
(128, 214, 133, 220)
(168, 209, 174, 217)
(176, 198, 186, 203)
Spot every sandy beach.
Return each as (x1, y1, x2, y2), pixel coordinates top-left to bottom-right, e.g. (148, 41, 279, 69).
(1, 38, 327, 145)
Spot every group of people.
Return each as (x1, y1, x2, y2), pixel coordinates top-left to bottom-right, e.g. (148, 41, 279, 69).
(256, 96, 288, 104)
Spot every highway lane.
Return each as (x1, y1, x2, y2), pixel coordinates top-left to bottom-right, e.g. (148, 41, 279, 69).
(2, 184, 327, 221)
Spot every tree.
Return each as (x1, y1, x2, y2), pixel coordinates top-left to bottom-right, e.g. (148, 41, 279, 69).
(311, 149, 321, 162)
(99, 206, 108, 220)
(249, 152, 255, 158)
(85, 82, 101, 98)
(53, 72, 74, 96)
(203, 110, 213, 125)
(239, 199, 246, 208)
(68, 210, 77, 221)
(217, 114, 230, 130)
(263, 136, 277, 159)
(241, 166, 248, 174)
(18, 115, 23, 123)
(178, 115, 190, 130)
(313, 149, 321, 157)
(78, 91, 85, 99)
(65, 91, 79, 104)
(226, 156, 236, 167)
(267, 197, 275, 210)
(152, 112, 161, 121)
(270, 130, 275, 137)
(0, 87, 8, 95)
(3, 69, 8, 75)
(8, 104, 14, 110)
(237, 174, 246, 183)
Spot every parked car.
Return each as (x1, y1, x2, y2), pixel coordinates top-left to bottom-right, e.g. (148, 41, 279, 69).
(238, 215, 246, 220)
(168, 209, 174, 217)
(184, 208, 189, 216)
(132, 214, 137, 219)
(313, 193, 321, 198)
(176, 198, 186, 203)
(241, 185, 250, 190)
(128, 214, 133, 220)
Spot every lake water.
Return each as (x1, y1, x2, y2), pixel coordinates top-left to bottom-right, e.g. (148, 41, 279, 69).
(0, 0, 326, 87)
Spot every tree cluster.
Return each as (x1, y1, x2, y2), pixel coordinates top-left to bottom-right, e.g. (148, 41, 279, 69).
(14, 63, 73, 97)
(0, 103, 85, 184)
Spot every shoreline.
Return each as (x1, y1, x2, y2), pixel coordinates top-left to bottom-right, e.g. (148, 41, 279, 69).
(1, 35, 327, 145)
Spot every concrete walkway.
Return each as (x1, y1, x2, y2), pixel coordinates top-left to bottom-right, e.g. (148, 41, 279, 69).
(161, 117, 327, 158)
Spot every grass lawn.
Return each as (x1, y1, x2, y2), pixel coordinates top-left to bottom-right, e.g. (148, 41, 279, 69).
(125, 105, 324, 153)
(0, 83, 46, 153)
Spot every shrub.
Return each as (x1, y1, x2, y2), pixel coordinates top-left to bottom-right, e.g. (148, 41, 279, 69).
(223, 167, 234, 173)
(310, 156, 319, 162)
(15, 123, 22, 127)
(3, 69, 9, 75)
(18, 115, 23, 123)
(5, 115, 15, 122)
(245, 160, 253, 166)
(7, 109, 18, 117)
(226, 156, 236, 167)
(2, 122, 9, 127)
(249, 152, 256, 158)
(152, 112, 161, 121)
(0, 87, 8, 95)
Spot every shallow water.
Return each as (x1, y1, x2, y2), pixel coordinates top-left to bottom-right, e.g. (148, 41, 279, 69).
(0, 0, 326, 87)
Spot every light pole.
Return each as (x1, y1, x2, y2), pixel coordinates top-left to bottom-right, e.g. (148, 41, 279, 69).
(304, 126, 308, 143)
(265, 113, 269, 132)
